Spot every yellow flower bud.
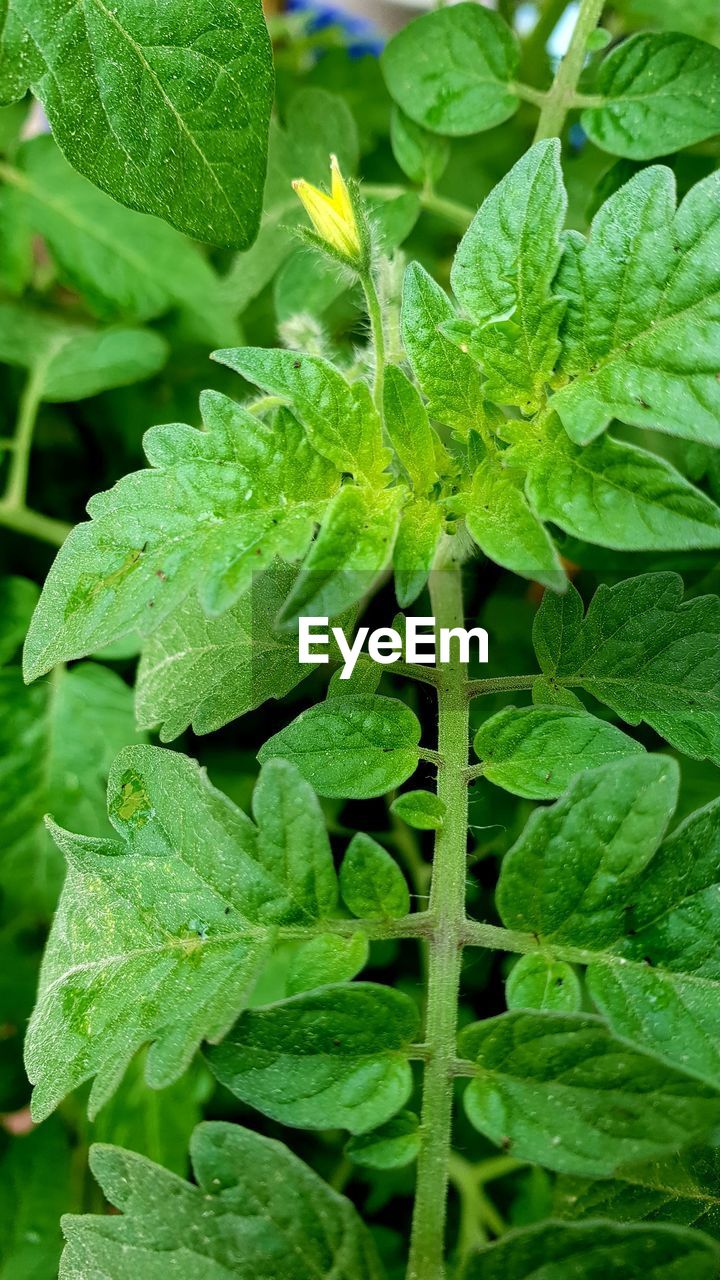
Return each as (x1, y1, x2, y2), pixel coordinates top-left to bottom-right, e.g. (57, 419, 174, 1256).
(292, 155, 361, 262)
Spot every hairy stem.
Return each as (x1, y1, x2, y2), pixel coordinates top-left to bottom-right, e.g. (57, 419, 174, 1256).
(3, 360, 46, 510)
(407, 557, 469, 1280)
(533, 0, 605, 142)
(361, 271, 386, 415)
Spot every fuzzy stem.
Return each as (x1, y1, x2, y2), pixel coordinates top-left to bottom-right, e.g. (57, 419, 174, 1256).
(533, 0, 605, 142)
(361, 271, 386, 416)
(407, 557, 469, 1280)
(4, 360, 46, 510)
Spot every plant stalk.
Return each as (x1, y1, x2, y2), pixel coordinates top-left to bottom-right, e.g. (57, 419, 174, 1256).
(533, 0, 605, 142)
(4, 360, 46, 510)
(407, 557, 469, 1280)
(361, 271, 386, 416)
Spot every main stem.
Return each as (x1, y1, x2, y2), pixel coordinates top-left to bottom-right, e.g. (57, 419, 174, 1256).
(407, 557, 469, 1280)
(533, 0, 605, 141)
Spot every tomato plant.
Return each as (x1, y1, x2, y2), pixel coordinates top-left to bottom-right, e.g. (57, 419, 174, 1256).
(1, 1, 720, 1277)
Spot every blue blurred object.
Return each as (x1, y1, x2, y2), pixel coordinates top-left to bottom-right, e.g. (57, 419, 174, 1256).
(287, 0, 384, 55)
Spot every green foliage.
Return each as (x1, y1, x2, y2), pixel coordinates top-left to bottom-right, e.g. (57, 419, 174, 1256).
(6, 2, 720, 1277)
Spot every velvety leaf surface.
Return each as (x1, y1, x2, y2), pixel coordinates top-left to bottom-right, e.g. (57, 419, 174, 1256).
(393, 498, 445, 609)
(474, 704, 643, 799)
(383, 365, 438, 493)
(583, 33, 720, 160)
(205, 983, 419, 1133)
(451, 140, 566, 413)
(533, 574, 720, 764)
(462, 1219, 720, 1280)
(14, 0, 274, 247)
(136, 563, 309, 742)
(506, 955, 582, 1014)
(25, 746, 340, 1120)
(23, 397, 339, 679)
(339, 833, 410, 920)
(346, 1111, 420, 1170)
(258, 695, 421, 798)
(390, 789, 446, 831)
(401, 262, 485, 436)
(460, 1010, 720, 1176)
(60, 1123, 384, 1278)
(552, 168, 720, 447)
(381, 4, 519, 136)
(461, 458, 564, 591)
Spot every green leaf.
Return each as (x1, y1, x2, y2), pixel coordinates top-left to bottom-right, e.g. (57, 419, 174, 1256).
(613, 0, 720, 44)
(555, 1146, 720, 1239)
(0, 574, 38, 665)
(7, 135, 237, 344)
(390, 789, 446, 831)
(506, 955, 582, 1013)
(473, 704, 643, 799)
(135, 563, 309, 742)
(24, 745, 339, 1120)
(533, 574, 720, 764)
(14, 0, 273, 247)
(401, 262, 486, 436)
(383, 365, 438, 493)
(258, 695, 422, 799)
(286, 932, 369, 997)
(462, 1219, 720, 1280)
(460, 1010, 720, 1176)
(0, 0, 38, 104)
(346, 1111, 420, 1170)
(278, 484, 404, 625)
(497, 755, 678, 947)
(0, 1119, 71, 1280)
(205, 983, 418, 1133)
(393, 498, 445, 609)
(461, 458, 564, 591)
(0, 660, 145, 915)
(60, 1122, 385, 1278)
(339, 833, 410, 920)
(0, 302, 167, 401)
(583, 34, 720, 160)
(381, 4, 519, 136)
(552, 168, 720, 447)
(220, 87, 359, 313)
(512, 414, 720, 552)
(251, 758, 338, 922)
(214, 347, 389, 486)
(451, 140, 566, 413)
(23, 397, 339, 680)
(390, 107, 449, 187)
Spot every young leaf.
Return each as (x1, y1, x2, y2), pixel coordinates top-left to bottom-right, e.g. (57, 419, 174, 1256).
(23, 398, 340, 680)
(13, 0, 274, 247)
(552, 168, 720, 447)
(462, 1219, 720, 1280)
(278, 484, 404, 625)
(390, 107, 449, 187)
(401, 262, 486, 436)
(393, 498, 445, 609)
(252, 758, 338, 921)
(497, 755, 678, 948)
(135, 563, 310, 742)
(0, 660, 145, 915)
(339, 833, 410, 920)
(513, 414, 720, 552)
(286, 932, 369, 997)
(381, 4, 519, 136)
(582, 33, 720, 160)
(213, 347, 389, 485)
(460, 1010, 720, 1176)
(205, 983, 419, 1133)
(506, 955, 582, 1014)
(391, 789, 446, 831)
(8, 135, 237, 343)
(533, 574, 720, 764)
(473, 704, 643, 799)
(258, 695, 422, 799)
(0, 302, 168, 401)
(24, 745, 339, 1120)
(60, 1123, 385, 1279)
(383, 364, 438, 493)
(450, 140, 566, 413)
(346, 1111, 420, 1170)
(460, 458, 565, 592)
